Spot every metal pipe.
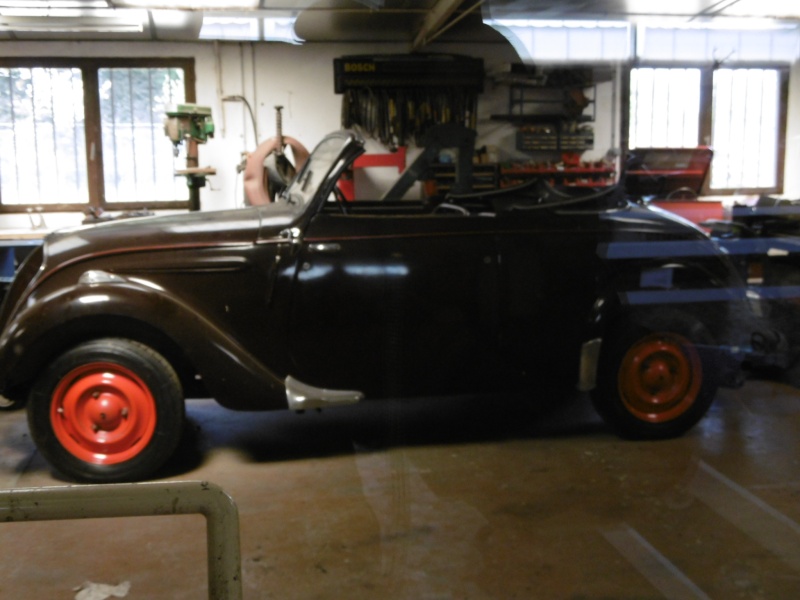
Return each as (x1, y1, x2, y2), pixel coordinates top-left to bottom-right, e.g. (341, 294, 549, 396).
(0, 480, 242, 600)
(223, 94, 258, 149)
(414, 0, 485, 49)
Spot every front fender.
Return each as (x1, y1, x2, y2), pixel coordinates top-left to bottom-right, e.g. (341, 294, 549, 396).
(0, 271, 287, 410)
(579, 276, 748, 393)
(578, 256, 751, 392)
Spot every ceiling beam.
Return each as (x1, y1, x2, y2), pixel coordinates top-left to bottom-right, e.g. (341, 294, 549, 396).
(412, 0, 463, 50)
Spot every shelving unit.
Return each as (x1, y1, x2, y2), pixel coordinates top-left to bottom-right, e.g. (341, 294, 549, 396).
(424, 163, 499, 197)
(492, 65, 616, 189)
(515, 128, 594, 152)
(500, 164, 616, 189)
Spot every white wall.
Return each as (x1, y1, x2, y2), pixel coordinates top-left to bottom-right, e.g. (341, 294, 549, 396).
(1, 38, 619, 227)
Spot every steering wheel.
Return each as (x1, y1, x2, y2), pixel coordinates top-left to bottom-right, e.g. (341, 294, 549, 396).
(665, 187, 698, 201)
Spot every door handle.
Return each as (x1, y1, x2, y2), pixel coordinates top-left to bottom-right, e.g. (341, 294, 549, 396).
(279, 227, 302, 245)
(308, 242, 341, 254)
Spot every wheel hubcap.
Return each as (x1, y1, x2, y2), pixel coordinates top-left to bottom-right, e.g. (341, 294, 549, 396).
(618, 333, 702, 423)
(50, 363, 157, 465)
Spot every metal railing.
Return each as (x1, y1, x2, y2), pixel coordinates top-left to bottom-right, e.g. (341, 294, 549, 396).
(0, 480, 243, 600)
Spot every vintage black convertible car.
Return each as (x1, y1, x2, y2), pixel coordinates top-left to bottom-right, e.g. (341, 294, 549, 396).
(0, 129, 757, 482)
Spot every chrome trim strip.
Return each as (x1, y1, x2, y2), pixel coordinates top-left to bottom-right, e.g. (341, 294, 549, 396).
(285, 375, 363, 410)
(578, 338, 602, 392)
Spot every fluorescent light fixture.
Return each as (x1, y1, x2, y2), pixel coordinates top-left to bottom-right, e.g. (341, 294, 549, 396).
(151, 8, 189, 28)
(116, 0, 259, 8)
(636, 22, 800, 62)
(199, 11, 302, 43)
(1, 7, 95, 15)
(638, 16, 798, 30)
(263, 16, 301, 44)
(199, 16, 259, 40)
(0, 21, 144, 32)
(0, 7, 147, 31)
(490, 19, 630, 30)
(151, 8, 202, 38)
(722, 0, 800, 18)
(0, 1, 108, 7)
(484, 18, 632, 62)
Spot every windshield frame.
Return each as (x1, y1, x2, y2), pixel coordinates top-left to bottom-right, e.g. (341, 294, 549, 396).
(277, 130, 365, 212)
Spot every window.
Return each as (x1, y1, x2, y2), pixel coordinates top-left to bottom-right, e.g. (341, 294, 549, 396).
(628, 65, 787, 194)
(711, 68, 781, 190)
(0, 58, 195, 212)
(629, 68, 701, 149)
(0, 67, 87, 206)
(99, 67, 187, 204)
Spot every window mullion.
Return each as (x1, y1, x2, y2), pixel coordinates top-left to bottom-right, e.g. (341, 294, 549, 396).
(126, 69, 138, 193)
(775, 69, 789, 193)
(71, 71, 82, 187)
(148, 69, 157, 186)
(698, 67, 713, 147)
(696, 66, 714, 194)
(7, 70, 21, 203)
(82, 67, 105, 209)
(30, 71, 42, 198)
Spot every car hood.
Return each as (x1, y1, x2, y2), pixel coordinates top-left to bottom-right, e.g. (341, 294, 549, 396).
(42, 205, 295, 269)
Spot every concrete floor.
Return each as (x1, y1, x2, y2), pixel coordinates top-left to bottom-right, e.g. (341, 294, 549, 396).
(0, 380, 799, 599)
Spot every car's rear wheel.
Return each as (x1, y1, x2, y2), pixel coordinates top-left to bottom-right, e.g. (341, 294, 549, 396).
(28, 338, 184, 482)
(592, 313, 717, 439)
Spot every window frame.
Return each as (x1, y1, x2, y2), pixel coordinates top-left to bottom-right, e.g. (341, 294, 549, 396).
(623, 61, 789, 196)
(0, 56, 196, 214)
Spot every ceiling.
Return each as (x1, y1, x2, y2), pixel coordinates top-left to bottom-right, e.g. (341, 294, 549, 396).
(0, 0, 798, 44)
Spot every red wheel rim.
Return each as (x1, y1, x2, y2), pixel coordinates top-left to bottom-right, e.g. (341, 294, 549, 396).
(618, 333, 702, 423)
(50, 362, 157, 465)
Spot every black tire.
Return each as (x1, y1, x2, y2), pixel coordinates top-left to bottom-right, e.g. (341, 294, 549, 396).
(591, 312, 718, 439)
(27, 338, 184, 482)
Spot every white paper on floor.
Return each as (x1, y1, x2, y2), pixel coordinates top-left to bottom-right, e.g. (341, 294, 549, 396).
(73, 581, 131, 600)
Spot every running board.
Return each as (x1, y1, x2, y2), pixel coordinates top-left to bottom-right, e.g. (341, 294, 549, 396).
(285, 376, 364, 411)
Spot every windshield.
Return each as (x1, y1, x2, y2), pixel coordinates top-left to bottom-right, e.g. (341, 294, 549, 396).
(278, 131, 361, 209)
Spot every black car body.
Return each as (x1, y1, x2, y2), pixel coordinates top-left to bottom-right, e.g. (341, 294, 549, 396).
(0, 129, 755, 481)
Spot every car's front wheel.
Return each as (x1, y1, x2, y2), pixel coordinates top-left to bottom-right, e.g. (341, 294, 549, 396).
(28, 338, 184, 482)
(591, 313, 718, 439)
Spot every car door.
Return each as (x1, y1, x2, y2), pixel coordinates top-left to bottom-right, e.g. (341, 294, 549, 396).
(494, 206, 603, 386)
(286, 209, 500, 398)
